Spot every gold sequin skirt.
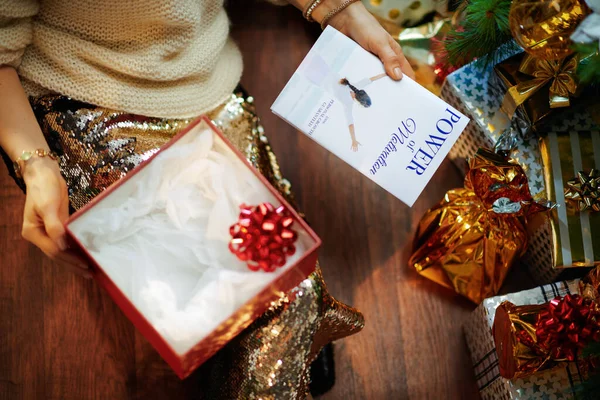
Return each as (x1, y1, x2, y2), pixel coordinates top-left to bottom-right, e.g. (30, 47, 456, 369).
(16, 89, 364, 399)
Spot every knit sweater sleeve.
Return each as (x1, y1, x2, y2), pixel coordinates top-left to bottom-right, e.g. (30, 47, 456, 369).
(0, 0, 39, 68)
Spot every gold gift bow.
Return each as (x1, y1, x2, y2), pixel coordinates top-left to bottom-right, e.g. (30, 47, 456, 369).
(501, 54, 579, 118)
(565, 169, 600, 212)
(541, 130, 600, 268)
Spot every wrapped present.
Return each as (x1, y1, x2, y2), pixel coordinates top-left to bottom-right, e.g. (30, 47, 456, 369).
(362, 0, 450, 28)
(523, 107, 600, 279)
(384, 18, 451, 95)
(65, 117, 321, 379)
(493, 53, 589, 132)
(493, 292, 600, 380)
(464, 278, 586, 400)
(409, 148, 548, 304)
(443, 53, 600, 284)
(440, 55, 546, 200)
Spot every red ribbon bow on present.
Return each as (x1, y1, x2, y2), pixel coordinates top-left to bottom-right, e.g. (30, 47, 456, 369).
(529, 294, 600, 361)
(229, 202, 298, 272)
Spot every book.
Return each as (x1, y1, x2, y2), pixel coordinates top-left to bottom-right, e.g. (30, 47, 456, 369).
(271, 26, 470, 207)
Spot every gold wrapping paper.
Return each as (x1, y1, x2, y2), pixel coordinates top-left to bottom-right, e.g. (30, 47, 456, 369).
(493, 268, 600, 379)
(502, 54, 578, 111)
(493, 301, 552, 379)
(384, 18, 451, 95)
(409, 148, 547, 304)
(539, 129, 600, 268)
(507, 0, 590, 61)
(495, 53, 585, 130)
(364, 0, 450, 29)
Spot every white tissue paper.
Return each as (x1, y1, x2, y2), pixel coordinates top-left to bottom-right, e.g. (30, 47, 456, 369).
(68, 122, 311, 354)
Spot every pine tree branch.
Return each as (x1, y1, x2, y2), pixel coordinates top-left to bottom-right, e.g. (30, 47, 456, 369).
(444, 0, 513, 67)
(574, 42, 600, 85)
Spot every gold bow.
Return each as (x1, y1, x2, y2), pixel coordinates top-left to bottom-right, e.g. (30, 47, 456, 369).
(502, 54, 579, 118)
(565, 169, 600, 213)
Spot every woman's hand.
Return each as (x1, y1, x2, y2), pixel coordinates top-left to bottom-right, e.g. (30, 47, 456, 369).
(310, 1, 415, 81)
(351, 139, 361, 152)
(21, 158, 91, 278)
(0, 67, 89, 277)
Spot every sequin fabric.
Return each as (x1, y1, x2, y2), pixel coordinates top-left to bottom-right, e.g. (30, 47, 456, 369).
(196, 267, 365, 399)
(29, 91, 294, 211)
(25, 89, 364, 399)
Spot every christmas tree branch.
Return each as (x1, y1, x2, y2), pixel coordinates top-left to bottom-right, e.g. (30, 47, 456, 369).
(444, 0, 514, 66)
(574, 42, 600, 85)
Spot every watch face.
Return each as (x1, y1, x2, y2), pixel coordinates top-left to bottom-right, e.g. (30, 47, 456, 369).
(12, 150, 59, 180)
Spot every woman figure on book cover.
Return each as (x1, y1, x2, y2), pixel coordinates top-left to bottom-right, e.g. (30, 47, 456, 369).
(0, 0, 413, 398)
(304, 54, 388, 152)
(336, 74, 386, 151)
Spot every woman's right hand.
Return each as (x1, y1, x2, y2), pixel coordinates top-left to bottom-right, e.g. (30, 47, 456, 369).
(21, 158, 91, 278)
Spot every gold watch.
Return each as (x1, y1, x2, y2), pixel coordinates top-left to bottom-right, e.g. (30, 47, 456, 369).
(13, 149, 59, 179)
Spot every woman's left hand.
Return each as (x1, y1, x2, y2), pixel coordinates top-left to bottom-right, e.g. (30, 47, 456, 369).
(309, 1, 415, 81)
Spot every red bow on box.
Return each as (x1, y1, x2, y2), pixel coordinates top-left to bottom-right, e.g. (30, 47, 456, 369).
(514, 294, 600, 362)
(535, 294, 600, 361)
(229, 202, 298, 272)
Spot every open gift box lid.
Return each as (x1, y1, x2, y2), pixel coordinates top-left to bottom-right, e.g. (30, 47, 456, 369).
(65, 116, 321, 379)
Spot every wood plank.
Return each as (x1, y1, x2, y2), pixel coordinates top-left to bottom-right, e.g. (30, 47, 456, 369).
(229, 3, 481, 399)
(0, 173, 45, 400)
(41, 260, 135, 399)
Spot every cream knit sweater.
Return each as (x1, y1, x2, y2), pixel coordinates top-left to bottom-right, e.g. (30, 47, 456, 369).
(0, 0, 259, 118)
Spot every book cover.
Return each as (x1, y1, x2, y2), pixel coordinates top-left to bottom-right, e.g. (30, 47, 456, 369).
(271, 26, 470, 207)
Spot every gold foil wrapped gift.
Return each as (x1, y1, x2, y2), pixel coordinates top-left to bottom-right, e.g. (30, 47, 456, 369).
(538, 126, 600, 268)
(493, 268, 600, 379)
(493, 302, 555, 379)
(409, 148, 548, 304)
(494, 52, 586, 131)
(380, 18, 451, 96)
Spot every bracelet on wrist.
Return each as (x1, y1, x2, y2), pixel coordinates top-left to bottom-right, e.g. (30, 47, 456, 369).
(320, 0, 360, 30)
(303, 0, 325, 22)
(13, 148, 59, 179)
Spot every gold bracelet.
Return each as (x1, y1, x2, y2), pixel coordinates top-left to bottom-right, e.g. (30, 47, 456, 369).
(12, 148, 59, 179)
(320, 0, 360, 30)
(303, 0, 325, 22)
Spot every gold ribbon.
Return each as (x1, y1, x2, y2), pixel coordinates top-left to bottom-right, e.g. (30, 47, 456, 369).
(502, 54, 579, 118)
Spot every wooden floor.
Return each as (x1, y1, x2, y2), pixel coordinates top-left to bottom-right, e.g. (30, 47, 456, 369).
(0, 3, 535, 399)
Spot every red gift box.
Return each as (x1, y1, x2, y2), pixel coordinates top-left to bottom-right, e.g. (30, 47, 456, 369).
(65, 116, 321, 379)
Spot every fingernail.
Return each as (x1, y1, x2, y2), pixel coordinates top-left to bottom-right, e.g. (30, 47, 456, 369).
(394, 67, 403, 80)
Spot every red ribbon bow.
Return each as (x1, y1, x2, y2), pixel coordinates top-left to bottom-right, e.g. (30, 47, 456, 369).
(229, 202, 298, 272)
(528, 294, 600, 361)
